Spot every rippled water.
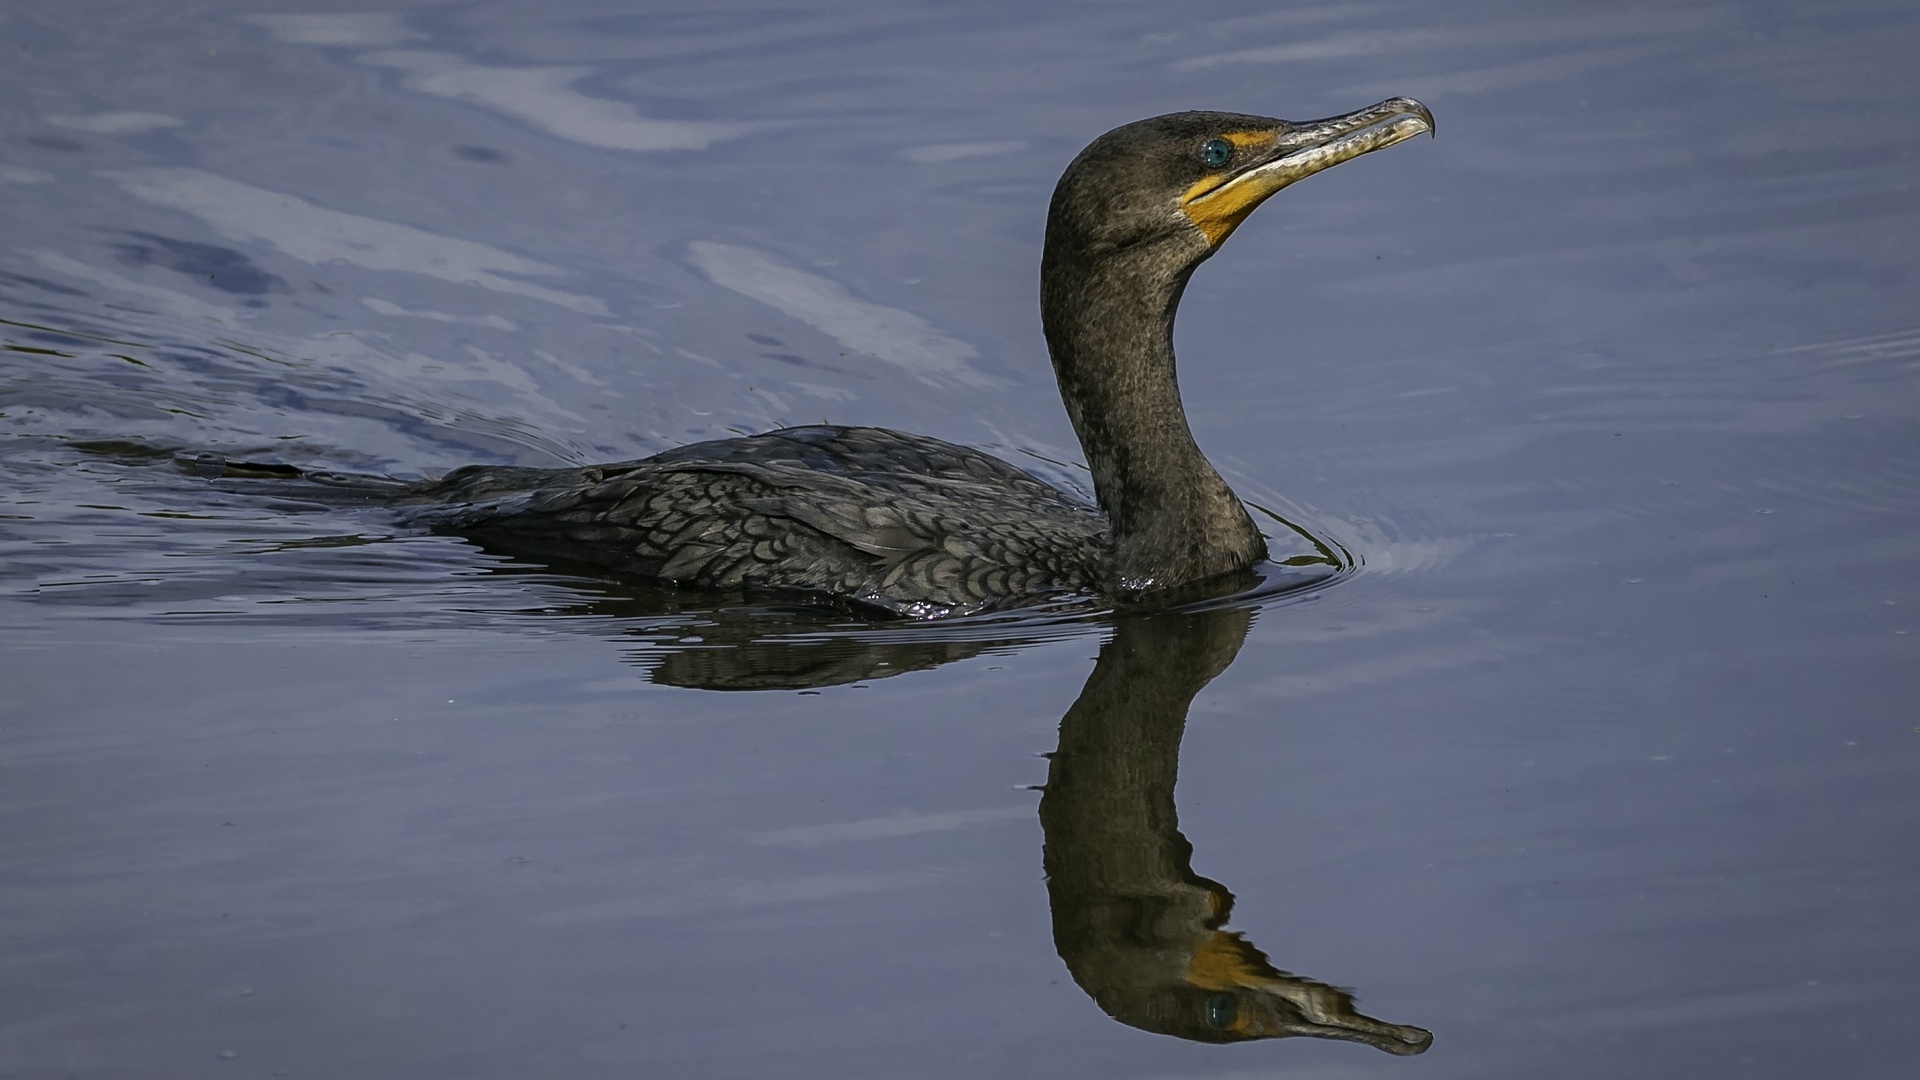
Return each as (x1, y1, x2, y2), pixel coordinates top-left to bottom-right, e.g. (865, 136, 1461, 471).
(4, 2, 1917, 1077)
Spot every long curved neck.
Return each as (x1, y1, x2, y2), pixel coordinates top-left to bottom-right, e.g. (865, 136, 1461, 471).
(1041, 245, 1266, 591)
(1040, 609, 1436, 1051)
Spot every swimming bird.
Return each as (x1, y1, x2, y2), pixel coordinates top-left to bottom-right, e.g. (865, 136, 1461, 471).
(384, 100, 1434, 617)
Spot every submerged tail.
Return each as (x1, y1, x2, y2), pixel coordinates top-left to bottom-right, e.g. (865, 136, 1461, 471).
(174, 450, 415, 506)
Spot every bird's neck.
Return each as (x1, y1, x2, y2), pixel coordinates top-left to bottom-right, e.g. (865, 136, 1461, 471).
(1044, 249, 1267, 591)
(1041, 250, 1266, 592)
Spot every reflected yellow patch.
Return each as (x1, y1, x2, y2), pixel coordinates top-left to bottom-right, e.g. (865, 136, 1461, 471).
(1187, 932, 1269, 1035)
(1186, 931, 1271, 991)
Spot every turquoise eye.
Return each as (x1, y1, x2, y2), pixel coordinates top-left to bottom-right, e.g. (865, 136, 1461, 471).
(1204, 993, 1237, 1028)
(1200, 138, 1232, 168)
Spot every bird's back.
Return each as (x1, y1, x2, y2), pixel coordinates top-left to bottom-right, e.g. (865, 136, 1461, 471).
(395, 425, 1109, 616)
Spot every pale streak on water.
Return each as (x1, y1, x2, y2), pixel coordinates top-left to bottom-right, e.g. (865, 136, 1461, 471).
(2, 2, 1916, 1078)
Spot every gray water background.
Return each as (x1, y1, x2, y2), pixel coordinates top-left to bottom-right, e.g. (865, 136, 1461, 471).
(2, 1, 1917, 1076)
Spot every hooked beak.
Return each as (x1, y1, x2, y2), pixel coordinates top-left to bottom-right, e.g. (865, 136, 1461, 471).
(1181, 97, 1434, 246)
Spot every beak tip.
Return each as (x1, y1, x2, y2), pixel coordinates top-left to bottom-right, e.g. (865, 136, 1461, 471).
(1389, 96, 1436, 138)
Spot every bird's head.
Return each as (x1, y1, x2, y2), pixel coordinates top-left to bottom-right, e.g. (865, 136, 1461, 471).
(1044, 98, 1435, 274)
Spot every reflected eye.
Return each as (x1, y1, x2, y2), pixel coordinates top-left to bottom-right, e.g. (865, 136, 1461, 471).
(1204, 993, 1237, 1029)
(1200, 138, 1232, 168)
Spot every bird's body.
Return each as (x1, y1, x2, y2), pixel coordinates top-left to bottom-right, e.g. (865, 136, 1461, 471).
(348, 100, 1434, 616)
(392, 424, 1106, 616)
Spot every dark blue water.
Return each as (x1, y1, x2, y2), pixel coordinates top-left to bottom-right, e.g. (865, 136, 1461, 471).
(4, 2, 1917, 1077)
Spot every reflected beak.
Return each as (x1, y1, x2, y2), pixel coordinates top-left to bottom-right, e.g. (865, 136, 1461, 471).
(1225, 972, 1436, 1054)
(1186, 930, 1434, 1053)
(1181, 97, 1434, 246)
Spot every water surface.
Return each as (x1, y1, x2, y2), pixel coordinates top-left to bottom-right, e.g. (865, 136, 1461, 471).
(3, 2, 1917, 1077)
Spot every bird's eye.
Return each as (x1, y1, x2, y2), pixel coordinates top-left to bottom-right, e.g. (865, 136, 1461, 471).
(1200, 138, 1232, 168)
(1204, 993, 1237, 1029)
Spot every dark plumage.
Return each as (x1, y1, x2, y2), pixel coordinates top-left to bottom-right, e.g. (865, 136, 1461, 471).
(1040, 608, 1433, 1049)
(387, 100, 1434, 616)
(393, 426, 1104, 617)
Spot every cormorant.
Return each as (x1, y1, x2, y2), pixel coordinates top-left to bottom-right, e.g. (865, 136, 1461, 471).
(380, 99, 1435, 617)
(1041, 607, 1432, 1050)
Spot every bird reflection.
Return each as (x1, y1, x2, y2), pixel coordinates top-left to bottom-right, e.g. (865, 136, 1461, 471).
(569, 576, 1429, 1051)
(1040, 607, 1430, 1052)
(523, 558, 1341, 691)
(509, 569, 1047, 689)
